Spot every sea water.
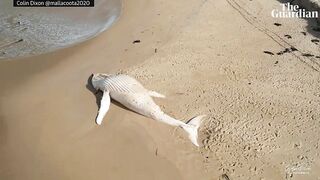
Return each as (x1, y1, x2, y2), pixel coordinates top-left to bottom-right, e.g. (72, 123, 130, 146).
(0, 0, 121, 59)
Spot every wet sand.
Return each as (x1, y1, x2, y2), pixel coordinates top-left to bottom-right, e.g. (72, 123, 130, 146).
(0, 0, 209, 179)
(1, 0, 320, 179)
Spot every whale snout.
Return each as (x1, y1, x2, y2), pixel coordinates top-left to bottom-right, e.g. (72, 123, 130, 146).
(92, 73, 98, 80)
(92, 73, 109, 80)
(91, 73, 111, 90)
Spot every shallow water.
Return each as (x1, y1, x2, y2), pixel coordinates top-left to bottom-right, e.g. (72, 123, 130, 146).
(0, 0, 121, 59)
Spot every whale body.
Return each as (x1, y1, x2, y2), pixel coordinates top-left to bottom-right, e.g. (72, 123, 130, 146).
(91, 73, 205, 146)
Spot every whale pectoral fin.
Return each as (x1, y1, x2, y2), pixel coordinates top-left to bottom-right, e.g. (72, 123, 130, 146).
(96, 90, 110, 125)
(149, 91, 166, 98)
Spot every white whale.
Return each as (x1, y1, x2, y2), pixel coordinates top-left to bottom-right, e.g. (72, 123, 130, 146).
(91, 73, 205, 146)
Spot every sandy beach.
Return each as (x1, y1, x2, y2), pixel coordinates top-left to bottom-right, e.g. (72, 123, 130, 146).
(1, 0, 320, 179)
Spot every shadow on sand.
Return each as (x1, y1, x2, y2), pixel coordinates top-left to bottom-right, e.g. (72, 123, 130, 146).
(276, 0, 320, 38)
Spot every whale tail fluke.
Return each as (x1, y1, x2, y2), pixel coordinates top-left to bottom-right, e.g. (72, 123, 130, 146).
(182, 115, 206, 147)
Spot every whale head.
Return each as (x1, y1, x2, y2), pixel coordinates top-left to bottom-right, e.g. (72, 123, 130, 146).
(91, 73, 109, 90)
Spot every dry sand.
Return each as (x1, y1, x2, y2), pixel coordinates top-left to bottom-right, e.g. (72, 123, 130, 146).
(1, 0, 320, 180)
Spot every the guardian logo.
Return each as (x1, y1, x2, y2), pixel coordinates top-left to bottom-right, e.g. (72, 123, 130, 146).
(272, 3, 318, 18)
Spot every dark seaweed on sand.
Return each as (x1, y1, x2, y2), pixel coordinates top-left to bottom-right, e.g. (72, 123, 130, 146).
(277, 48, 290, 55)
(284, 34, 292, 39)
(302, 53, 314, 57)
(290, 47, 298, 51)
(263, 51, 274, 55)
(133, 40, 141, 44)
